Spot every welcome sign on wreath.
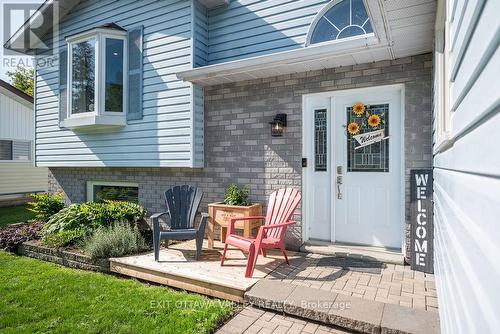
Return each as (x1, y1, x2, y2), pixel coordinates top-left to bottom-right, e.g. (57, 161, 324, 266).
(347, 102, 389, 150)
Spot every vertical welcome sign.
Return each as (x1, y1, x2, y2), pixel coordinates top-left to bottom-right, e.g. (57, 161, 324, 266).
(410, 169, 434, 273)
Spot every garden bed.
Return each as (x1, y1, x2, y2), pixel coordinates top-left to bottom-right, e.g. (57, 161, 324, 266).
(17, 240, 110, 272)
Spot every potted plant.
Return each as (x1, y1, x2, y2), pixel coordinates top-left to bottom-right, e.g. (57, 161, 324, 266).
(207, 184, 262, 249)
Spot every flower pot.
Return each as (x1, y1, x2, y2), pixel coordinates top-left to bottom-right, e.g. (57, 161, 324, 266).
(207, 202, 263, 249)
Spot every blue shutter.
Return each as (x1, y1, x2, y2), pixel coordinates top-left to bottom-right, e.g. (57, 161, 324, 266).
(59, 47, 67, 123)
(127, 26, 143, 121)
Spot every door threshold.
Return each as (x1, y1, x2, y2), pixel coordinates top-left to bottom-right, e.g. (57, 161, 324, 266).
(300, 240, 405, 265)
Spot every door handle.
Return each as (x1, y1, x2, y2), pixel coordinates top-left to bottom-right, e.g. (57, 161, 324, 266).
(336, 175, 343, 199)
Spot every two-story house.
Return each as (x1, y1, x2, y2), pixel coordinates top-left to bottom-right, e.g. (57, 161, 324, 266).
(5, 0, 499, 332)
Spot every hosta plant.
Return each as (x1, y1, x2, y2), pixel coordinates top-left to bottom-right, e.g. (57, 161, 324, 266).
(41, 201, 147, 248)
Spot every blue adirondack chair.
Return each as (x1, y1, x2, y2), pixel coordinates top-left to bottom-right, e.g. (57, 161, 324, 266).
(151, 185, 207, 261)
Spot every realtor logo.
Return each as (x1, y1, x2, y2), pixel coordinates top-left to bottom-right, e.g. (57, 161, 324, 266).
(2, 1, 59, 56)
(410, 169, 434, 274)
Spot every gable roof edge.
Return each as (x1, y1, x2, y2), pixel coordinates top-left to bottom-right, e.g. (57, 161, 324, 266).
(0, 79, 34, 107)
(3, 0, 81, 54)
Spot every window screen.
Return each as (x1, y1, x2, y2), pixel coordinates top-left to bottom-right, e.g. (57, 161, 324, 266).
(0, 140, 12, 160)
(12, 141, 31, 161)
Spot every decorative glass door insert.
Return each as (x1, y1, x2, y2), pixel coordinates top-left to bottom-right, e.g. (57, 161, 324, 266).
(315, 109, 328, 171)
(346, 103, 389, 172)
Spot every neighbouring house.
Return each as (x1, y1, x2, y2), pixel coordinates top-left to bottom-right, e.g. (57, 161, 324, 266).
(0, 79, 48, 205)
(4, 0, 499, 332)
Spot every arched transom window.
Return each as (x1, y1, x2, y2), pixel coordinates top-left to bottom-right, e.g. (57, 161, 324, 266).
(309, 0, 373, 45)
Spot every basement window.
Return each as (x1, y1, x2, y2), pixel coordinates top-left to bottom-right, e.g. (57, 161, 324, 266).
(61, 24, 127, 129)
(87, 181, 139, 203)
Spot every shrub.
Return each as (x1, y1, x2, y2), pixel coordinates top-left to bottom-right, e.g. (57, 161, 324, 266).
(42, 228, 87, 249)
(100, 200, 147, 225)
(84, 223, 146, 259)
(41, 204, 89, 247)
(28, 193, 65, 221)
(224, 184, 250, 206)
(41, 201, 147, 248)
(0, 221, 44, 251)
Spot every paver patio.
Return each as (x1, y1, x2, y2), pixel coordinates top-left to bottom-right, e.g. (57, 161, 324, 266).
(217, 306, 352, 334)
(266, 252, 438, 312)
(109, 240, 439, 333)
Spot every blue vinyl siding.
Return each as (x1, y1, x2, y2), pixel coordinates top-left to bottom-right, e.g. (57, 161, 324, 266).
(35, 0, 204, 167)
(433, 0, 500, 333)
(194, 1, 209, 67)
(207, 0, 330, 64)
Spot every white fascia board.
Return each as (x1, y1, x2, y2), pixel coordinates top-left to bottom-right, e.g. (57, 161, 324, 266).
(177, 35, 387, 84)
(4, 0, 81, 53)
(0, 88, 33, 109)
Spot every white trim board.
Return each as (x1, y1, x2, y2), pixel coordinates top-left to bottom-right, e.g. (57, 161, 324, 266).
(177, 36, 389, 85)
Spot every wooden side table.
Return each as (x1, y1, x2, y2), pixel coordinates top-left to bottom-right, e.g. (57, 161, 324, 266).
(207, 203, 263, 249)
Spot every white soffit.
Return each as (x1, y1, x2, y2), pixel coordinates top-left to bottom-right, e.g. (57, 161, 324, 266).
(178, 0, 436, 85)
(382, 0, 436, 58)
(178, 37, 393, 86)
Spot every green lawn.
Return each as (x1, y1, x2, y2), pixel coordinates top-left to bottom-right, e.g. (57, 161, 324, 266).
(0, 205, 35, 227)
(0, 251, 233, 334)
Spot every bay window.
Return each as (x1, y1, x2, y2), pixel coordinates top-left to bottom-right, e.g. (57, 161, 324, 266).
(104, 38, 124, 113)
(61, 26, 127, 129)
(71, 38, 96, 114)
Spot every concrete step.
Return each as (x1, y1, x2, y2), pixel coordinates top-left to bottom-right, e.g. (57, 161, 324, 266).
(300, 241, 405, 265)
(245, 280, 439, 334)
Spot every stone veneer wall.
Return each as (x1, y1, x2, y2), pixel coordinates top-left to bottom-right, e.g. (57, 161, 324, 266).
(48, 53, 432, 256)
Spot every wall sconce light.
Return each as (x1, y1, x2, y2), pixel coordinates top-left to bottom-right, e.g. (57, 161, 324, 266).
(269, 113, 287, 137)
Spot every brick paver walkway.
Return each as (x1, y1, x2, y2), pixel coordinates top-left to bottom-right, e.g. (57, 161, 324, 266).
(217, 306, 353, 334)
(217, 253, 439, 334)
(266, 253, 438, 312)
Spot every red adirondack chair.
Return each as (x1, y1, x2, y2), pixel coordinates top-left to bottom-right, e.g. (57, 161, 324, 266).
(220, 188, 301, 277)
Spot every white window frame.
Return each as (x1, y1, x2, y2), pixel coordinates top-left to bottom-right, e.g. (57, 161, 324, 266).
(434, 0, 453, 150)
(305, 0, 377, 47)
(86, 181, 139, 202)
(66, 28, 128, 120)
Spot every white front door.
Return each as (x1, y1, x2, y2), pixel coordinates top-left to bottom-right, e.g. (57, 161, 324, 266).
(304, 86, 403, 249)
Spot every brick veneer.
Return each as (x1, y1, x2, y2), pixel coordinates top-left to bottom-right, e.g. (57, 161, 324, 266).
(48, 53, 433, 257)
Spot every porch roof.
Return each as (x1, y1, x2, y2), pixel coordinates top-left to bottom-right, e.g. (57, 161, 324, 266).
(178, 0, 436, 86)
(177, 36, 393, 86)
